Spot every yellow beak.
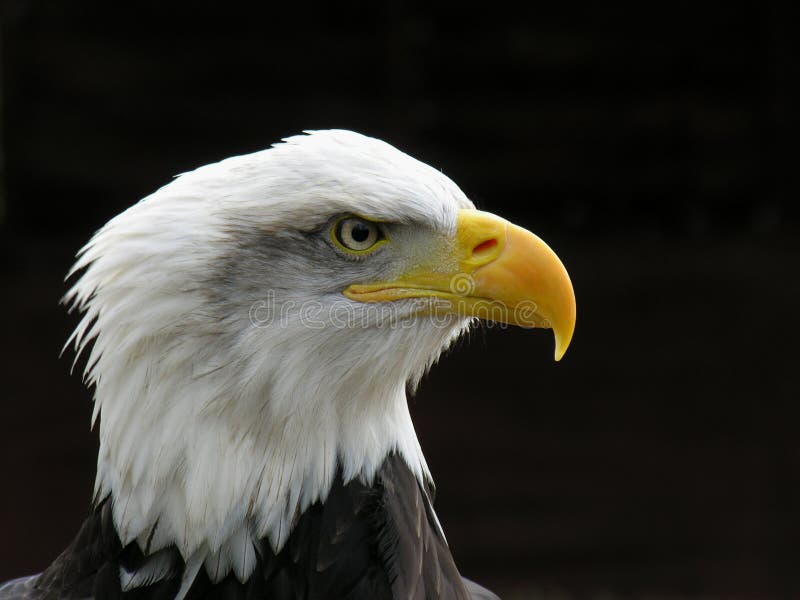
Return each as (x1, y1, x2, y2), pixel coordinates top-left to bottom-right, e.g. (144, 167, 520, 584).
(343, 209, 576, 360)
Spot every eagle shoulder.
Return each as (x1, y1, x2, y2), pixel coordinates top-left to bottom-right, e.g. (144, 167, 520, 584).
(2, 454, 497, 600)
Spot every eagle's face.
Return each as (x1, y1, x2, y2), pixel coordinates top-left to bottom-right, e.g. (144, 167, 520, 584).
(65, 130, 575, 565)
(200, 131, 572, 395)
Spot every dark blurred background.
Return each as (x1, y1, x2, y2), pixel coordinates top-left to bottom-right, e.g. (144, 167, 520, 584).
(1, 2, 799, 598)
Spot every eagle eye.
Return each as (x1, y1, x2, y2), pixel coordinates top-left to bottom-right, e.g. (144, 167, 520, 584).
(331, 217, 386, 254)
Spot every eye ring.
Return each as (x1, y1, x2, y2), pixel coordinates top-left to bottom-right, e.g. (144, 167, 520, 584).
(331, 216, 387, 254)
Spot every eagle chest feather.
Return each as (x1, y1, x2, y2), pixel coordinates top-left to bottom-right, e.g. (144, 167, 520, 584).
(26, 454, 477, 600)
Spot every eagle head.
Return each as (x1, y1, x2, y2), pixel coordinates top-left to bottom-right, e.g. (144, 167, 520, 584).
(63, 130, 576, 583)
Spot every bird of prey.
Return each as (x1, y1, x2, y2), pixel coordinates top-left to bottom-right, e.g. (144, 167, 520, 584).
(0, 130, 575, 600)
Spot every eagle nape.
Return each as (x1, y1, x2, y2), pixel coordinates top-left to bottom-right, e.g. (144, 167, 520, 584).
(0, 130, 576, 600)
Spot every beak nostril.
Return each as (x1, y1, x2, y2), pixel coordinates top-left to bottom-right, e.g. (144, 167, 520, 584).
(472, 238, 498, 258)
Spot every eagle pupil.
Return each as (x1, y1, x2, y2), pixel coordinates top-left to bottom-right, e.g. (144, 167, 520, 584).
(351, 223, 370, 243)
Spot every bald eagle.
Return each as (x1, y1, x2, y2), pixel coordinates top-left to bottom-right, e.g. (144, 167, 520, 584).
(0, 130, 575, 600)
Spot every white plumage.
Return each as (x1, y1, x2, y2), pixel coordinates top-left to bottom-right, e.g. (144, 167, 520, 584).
(64, 130, 475, 583)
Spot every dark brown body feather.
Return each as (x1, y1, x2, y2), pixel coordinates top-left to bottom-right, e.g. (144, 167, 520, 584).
(0, 454, 498, 600)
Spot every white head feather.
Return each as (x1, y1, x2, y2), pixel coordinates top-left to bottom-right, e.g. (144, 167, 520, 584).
(64, 130, 475, 583)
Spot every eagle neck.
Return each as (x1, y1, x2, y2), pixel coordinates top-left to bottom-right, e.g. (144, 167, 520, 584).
(91, 333, 432, 582)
